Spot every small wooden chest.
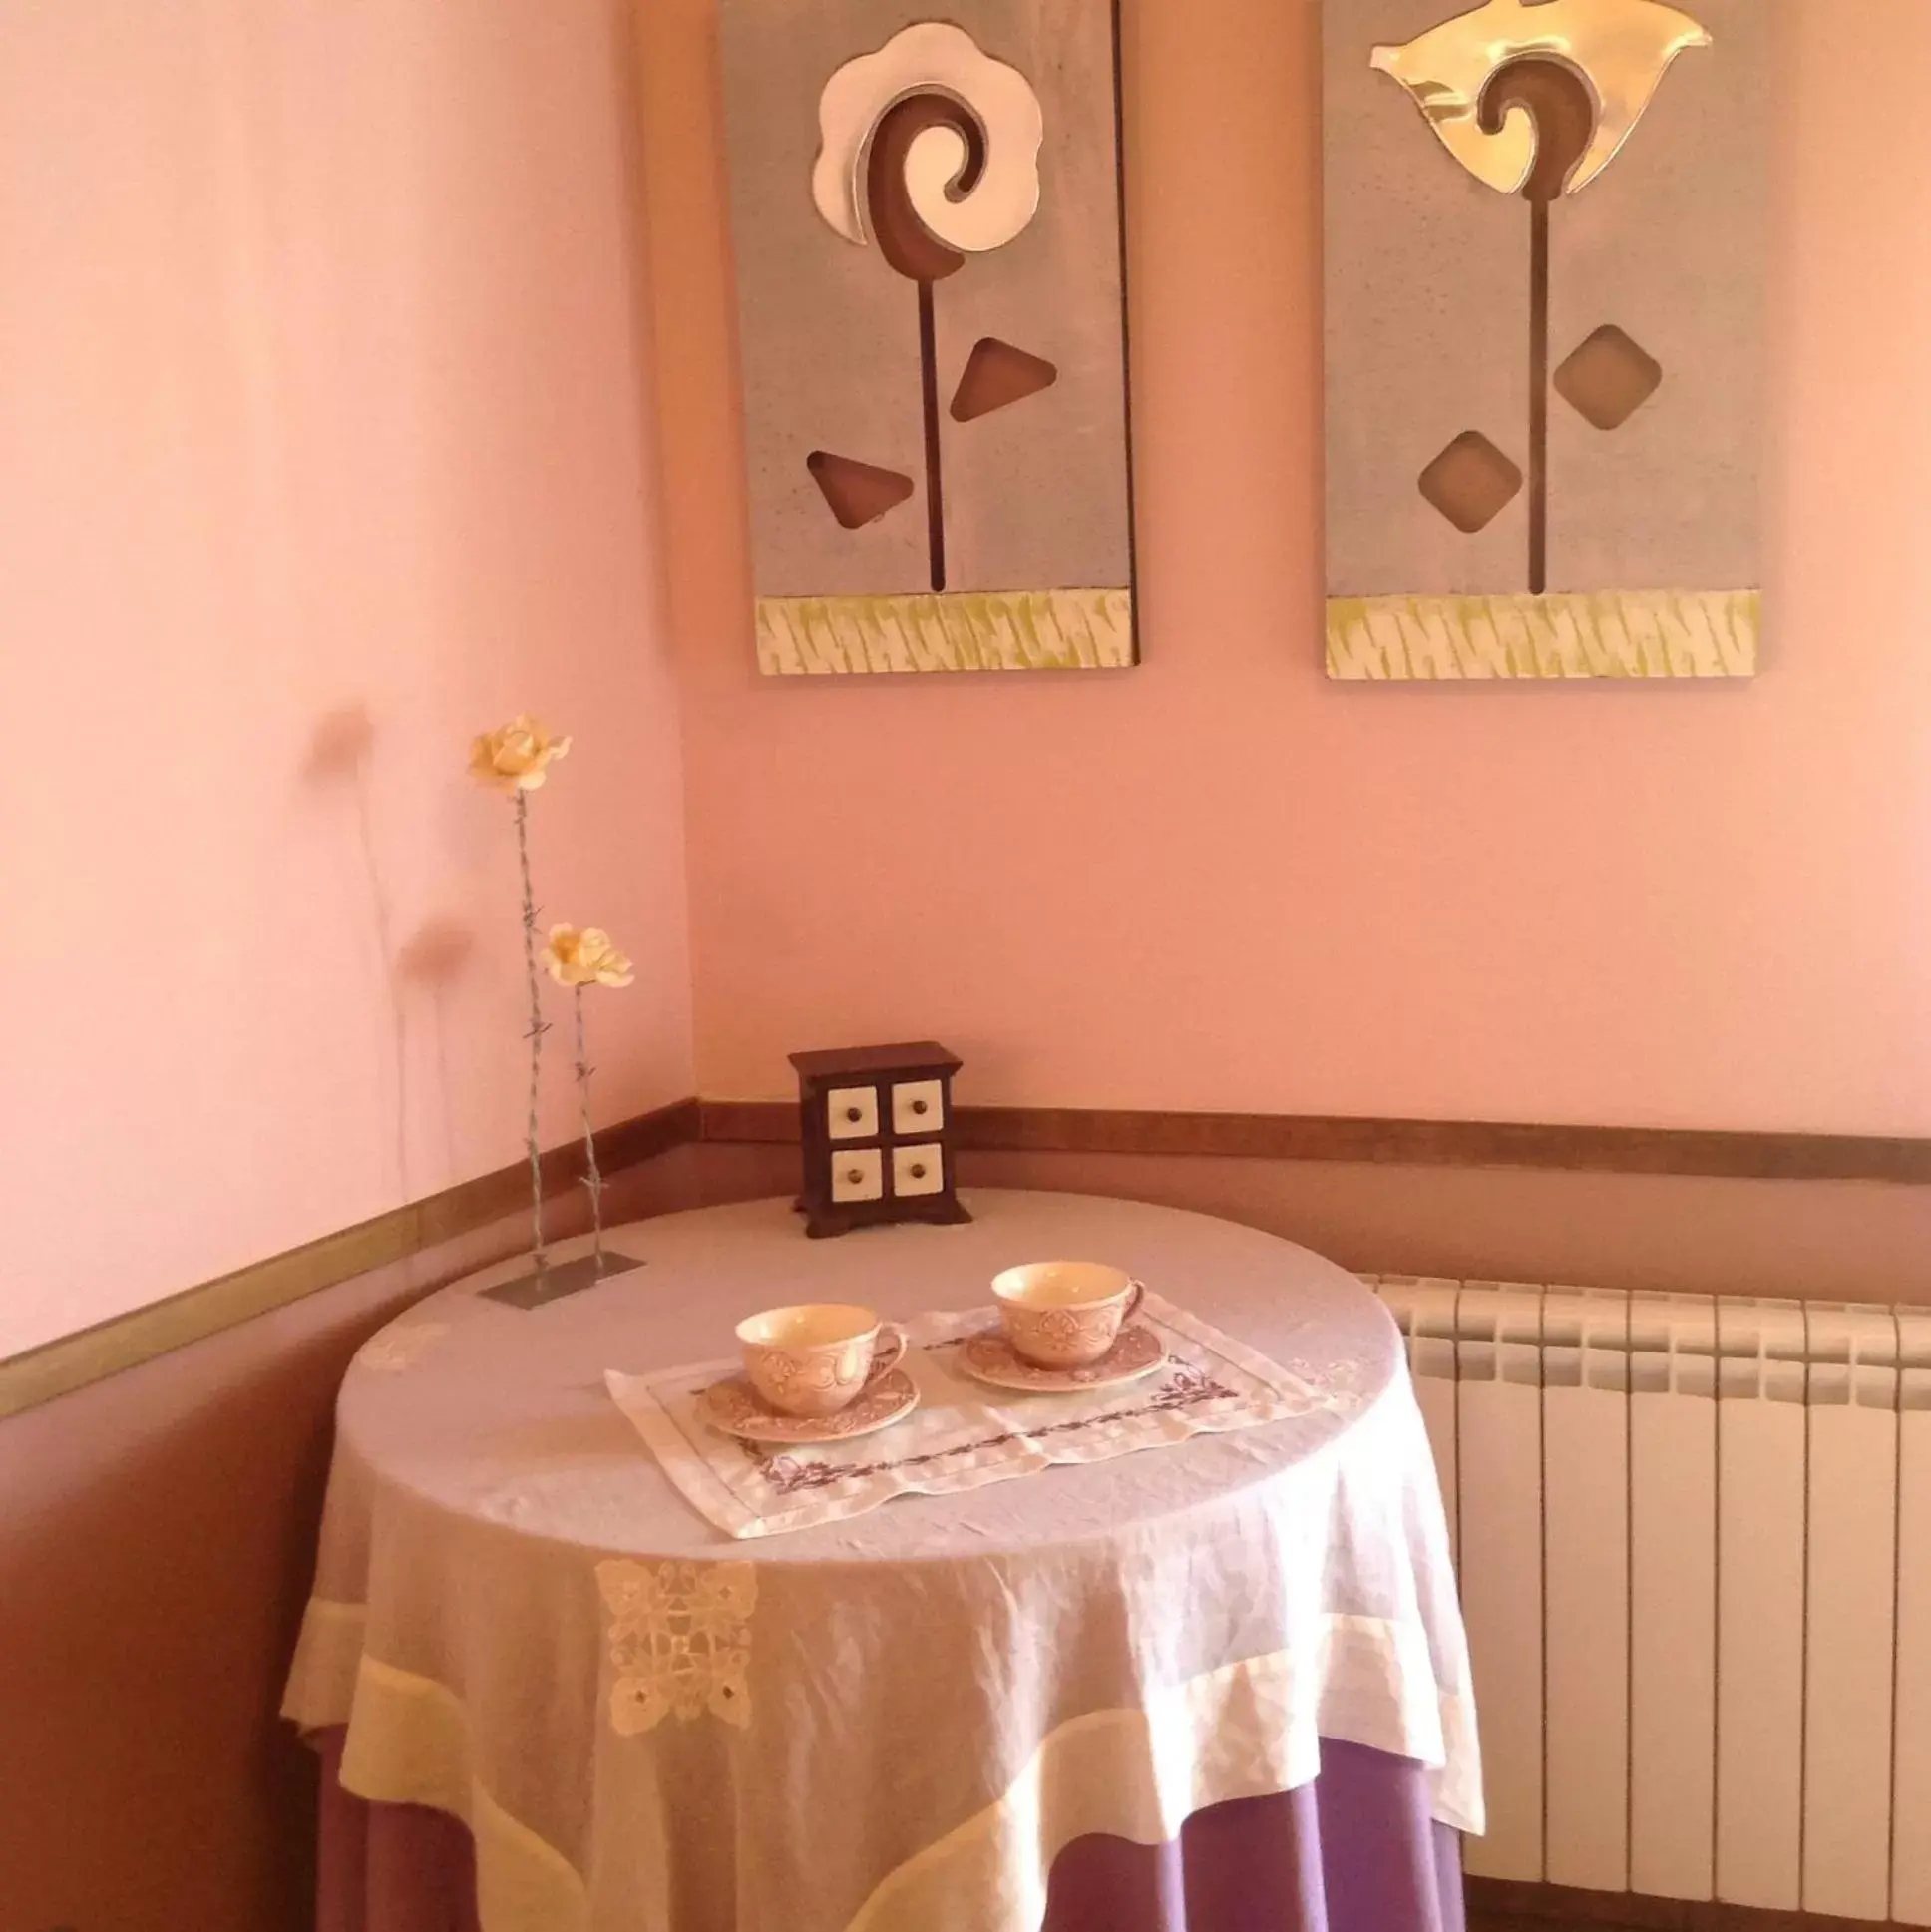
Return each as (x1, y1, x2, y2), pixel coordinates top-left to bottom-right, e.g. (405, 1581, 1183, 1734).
(789, 1041, 972, 1240)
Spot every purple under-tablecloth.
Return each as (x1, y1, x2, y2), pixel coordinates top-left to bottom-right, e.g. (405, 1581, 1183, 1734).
(315, 1730, 1465, 1932)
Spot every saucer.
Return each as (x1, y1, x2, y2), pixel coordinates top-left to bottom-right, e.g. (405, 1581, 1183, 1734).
(958, 1323, 1167, 1392)
(701, 1369, 920, 1443)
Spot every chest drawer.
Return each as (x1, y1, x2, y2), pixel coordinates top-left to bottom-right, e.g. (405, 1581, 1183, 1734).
(891, 1142, 944, 1198)
(891, 1078, 944, 1135)
(829, 1146, 884, 1202)
(826, 1085, 879, 1140)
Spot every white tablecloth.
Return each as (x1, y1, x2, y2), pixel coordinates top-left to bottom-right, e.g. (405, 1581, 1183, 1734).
(283, 1191, 1481, 1932)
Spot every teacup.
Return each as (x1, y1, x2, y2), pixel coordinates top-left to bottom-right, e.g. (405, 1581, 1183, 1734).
(736, 1303, 908, 1418)
(990, 1262, 1144, 1370)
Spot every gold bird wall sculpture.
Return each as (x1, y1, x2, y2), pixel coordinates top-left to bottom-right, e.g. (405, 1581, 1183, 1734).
(1369, 0, 1711, 196)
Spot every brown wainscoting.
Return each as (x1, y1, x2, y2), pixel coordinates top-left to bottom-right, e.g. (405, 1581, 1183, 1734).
(0, 1124, 710, 1932)
(1468, 1876, 1915, 1930)
(11, 1094, 1929, 1420)
(698, 1100, 1931, 1187)
(0, 1095, 700, 1421)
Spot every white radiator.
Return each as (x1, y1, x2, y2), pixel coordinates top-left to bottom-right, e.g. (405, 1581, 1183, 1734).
(1371, 1278, 1931, 1925)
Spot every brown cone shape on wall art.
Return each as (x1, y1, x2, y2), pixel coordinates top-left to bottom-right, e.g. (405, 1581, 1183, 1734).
(951, 338, 1058, 422)
(806, 451, 917, 530)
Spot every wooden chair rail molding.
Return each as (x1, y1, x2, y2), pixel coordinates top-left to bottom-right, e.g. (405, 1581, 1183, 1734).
(3, 1095, 1925, 1421)
(0, 1097, 699, 1422)
(698, 1099, 1931, 1185)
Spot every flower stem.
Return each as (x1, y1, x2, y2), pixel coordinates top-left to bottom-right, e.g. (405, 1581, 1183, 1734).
(575, 985, 604, 1268)
(917, 277, 946, 593)
(514, 791, 548, 1271)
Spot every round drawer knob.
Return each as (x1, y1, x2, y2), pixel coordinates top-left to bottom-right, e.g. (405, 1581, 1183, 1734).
(844, 1168, 863, 1184)
(911, 1163, 928, 1180)
(844, 1106, 862, 1123)
(912, 1099, 929, 1115)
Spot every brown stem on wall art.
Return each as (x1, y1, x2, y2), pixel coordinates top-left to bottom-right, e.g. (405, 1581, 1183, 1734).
(1479, 59, 1595, 596)
(865, 92, 986, 594)
(916, 278, 946, 590)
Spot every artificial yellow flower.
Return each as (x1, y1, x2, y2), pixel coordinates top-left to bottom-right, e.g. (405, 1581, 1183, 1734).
(541, 924, 634, 989)
(468, 716, 572, 793)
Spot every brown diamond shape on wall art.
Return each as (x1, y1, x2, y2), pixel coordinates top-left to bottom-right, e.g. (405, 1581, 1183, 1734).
(1419, 431, 1525, 534)
(1554, 325, 1665, 432)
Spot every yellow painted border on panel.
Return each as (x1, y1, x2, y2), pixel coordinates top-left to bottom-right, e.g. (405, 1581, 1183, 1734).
(756, 588, 1134, 675)
(1326, 589, 1758, 680)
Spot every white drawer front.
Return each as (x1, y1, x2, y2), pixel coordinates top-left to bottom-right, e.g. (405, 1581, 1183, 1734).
(892, 1079, 944, 1136)
(827, 1086, 878, 1140)
(830, 1147, 884, 1203)
(892, 1143, 944, 1198)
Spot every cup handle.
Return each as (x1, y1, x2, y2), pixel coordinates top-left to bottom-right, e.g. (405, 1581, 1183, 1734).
(1122, 1280, 1145, 1323)
(868, 1324, 909, 1381)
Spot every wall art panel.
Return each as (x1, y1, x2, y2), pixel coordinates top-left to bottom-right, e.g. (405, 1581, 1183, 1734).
(719, 0, 1135, 676)
(1323, 0, 1767, 680)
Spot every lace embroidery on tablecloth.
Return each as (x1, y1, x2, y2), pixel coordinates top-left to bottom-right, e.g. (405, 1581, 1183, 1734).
(1276, 1352, 1374, 1403)
(747, 1358, 1241, 1496)
(355, 1324, 448, 1372)
(596, 1559, 757, 1735)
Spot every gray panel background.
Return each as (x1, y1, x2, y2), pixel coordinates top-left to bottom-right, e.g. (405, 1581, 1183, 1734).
(1323, 0, 1767, 598)
(718, 0, 1132, 598)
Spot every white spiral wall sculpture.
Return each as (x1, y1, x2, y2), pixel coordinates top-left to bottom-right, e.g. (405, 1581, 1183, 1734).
(811, 22, 1043, 263)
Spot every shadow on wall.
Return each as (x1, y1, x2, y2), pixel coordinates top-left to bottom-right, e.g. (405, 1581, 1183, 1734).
(301, 704, 480, 1211)
(398, 915, 478, 1184)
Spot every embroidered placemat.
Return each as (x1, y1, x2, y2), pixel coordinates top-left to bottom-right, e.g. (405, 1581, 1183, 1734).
(605, 1291, 1370, 1539)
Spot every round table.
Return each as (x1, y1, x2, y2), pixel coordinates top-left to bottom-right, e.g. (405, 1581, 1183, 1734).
(284, 1190, 1479, 1932)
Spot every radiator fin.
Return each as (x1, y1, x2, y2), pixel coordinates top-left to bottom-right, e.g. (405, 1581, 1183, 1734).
(1628, 1294, 1716, 1901)
(1714, 1298, 1806, 1909)
(1895, 1310, 1931, 1924)
(1542, 1289, 1630, 1893)
(1802, 1309, 1901, 1919)
(1454, 1286, 1547, 1881)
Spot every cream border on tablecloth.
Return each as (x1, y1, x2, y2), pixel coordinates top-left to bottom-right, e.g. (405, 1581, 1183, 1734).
(284, 1598, 1478, 1932)
(286, 1601, 590, 1932)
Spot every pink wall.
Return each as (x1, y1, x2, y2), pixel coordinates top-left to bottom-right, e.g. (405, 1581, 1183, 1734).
(639, 0, 1931, 1139)
(9, 0, 1930, 1361)
(1, 1, 691, 1358)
